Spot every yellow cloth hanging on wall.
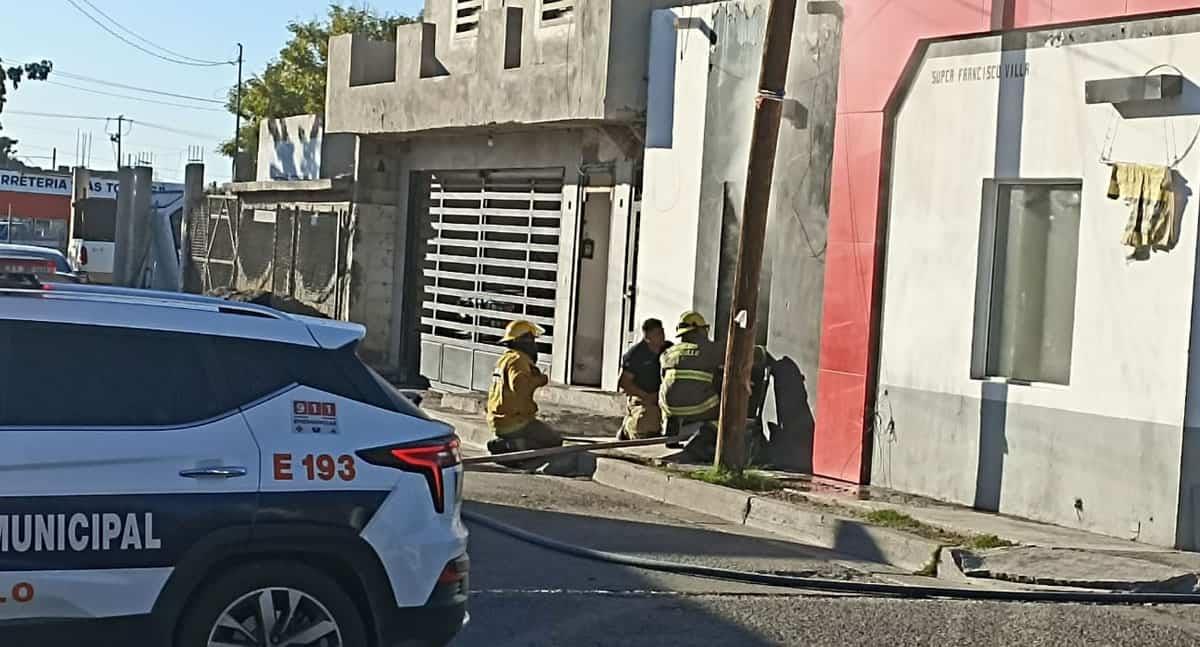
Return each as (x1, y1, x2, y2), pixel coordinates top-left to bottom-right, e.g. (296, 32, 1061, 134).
(1106, 162, 1177, 252)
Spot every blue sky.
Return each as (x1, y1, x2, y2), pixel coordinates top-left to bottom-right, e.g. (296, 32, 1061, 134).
(3, 1, 424, 183)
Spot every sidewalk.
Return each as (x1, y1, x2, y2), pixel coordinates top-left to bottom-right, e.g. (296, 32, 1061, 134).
(429, 389, 1200, 593)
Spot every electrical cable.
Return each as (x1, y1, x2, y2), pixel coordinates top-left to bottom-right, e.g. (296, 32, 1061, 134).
(63, 0, 232, 67)
(6, 110, 109, 121)
(44, 81, 225, 112)
(129, 119, 222, 141)
(7, 62, 227, 105)
(462, 508, 1200, 605)
(53, 71, 226, 105)
(77, 0, 232, 66)
(7, 111, 222, 141)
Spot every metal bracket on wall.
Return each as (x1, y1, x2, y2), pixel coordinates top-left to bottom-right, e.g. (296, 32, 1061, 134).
(1085, 74, 1184, 105)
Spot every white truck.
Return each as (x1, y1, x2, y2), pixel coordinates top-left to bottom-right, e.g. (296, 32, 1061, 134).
(67, 180, 183, 285)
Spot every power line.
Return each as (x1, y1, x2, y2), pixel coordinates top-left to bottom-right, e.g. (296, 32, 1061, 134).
(54, 71, 226, 105)
(130, 121, 223, 142)
(8, 112, 223, 145)
(63, 0, 233, 67)
(9, 61, 227, 105)
(45, 80, 226, 112)
(78, 0, 232, 66)
(130, 119, 222, 141)
(6, 110, 110, 121)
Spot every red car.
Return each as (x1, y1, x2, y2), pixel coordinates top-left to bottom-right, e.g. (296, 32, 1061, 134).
(0, 243, 87, 284)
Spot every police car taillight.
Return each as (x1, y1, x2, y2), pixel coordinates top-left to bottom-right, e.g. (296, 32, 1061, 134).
(79, 246, 89, 266)
(358, 436, 461, 513)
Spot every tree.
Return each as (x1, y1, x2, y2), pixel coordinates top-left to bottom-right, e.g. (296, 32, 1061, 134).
(0, 59, 52, 115)
(222, 5, 416, 173)
(0, 59, 52, 169)
(0, 136, 19, 166)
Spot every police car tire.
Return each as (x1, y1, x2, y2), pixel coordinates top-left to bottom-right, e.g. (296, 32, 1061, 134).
(176, 560, 368, 647)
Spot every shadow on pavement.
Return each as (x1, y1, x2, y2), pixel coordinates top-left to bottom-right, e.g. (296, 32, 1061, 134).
(458, 500, 824, 647)
(464, 500, 869, 574)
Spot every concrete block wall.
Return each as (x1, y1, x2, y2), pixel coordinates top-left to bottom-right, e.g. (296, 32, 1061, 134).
(349, 202, 399, 366)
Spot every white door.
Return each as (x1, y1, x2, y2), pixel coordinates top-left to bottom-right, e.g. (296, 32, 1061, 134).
(0, 320, 260, 622)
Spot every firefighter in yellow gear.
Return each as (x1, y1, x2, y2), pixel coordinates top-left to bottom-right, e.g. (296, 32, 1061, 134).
(486, 320, 563, 455)
(659, 311, 722, 435)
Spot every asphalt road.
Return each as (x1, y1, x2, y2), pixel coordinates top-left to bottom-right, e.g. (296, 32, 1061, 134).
(455, 464, 1200, 647)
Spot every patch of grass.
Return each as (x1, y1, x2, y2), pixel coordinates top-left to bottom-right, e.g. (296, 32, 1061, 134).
(861, 509, 971, 545)
(686, 468, 782, 493)
(965, 533, 1015, 550)
(864, 509, 926, 533)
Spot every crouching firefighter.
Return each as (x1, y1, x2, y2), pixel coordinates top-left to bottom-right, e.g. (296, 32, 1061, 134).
(660, 311, 722, 440)
(486, 320, 564, 456)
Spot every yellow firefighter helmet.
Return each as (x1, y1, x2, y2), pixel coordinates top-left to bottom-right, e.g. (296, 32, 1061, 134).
(500, 319, 546, 343)
(675, 311, 710, 336)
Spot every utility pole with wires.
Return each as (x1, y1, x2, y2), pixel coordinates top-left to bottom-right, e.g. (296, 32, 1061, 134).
(714, 0, 799, 472)
(109, 114, 127, 169)
(232, 43, 244, 182)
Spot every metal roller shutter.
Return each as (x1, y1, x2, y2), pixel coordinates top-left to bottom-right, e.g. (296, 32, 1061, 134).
(420, 170, 564, 391)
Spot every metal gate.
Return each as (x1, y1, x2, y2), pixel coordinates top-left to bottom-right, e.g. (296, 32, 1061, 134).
(419, 170, 564, 391)
(184, 194, 239, 294)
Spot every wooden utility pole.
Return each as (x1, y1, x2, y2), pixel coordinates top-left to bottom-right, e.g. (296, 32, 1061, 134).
(715, 0, 799, 472)
(232, 43, 245, 182)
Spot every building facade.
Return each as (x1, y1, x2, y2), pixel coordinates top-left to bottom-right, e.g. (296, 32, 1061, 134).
(255, 0, 1200, 549)
(324, 0, 716, 389)
(0, 168, 72, 248)
(816, 0, 1200, 549)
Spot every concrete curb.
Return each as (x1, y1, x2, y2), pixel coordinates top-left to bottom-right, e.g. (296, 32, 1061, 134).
(441, 393, 486, 415)
(442, 407, 940, 573)
(592, 458, 939, 573)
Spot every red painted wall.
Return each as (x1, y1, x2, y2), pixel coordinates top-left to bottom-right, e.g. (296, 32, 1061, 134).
(0, 191, 70, 220)
(814, 0, 1200, 483)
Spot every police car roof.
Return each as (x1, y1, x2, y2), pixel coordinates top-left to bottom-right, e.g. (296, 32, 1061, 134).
(0, 284, 366, 349)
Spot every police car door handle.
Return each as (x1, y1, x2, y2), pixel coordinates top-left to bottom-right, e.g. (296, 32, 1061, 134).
(179, 466, 248, 479)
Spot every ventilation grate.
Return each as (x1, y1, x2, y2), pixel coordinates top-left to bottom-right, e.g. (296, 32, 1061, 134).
(455, 0, 482, 34)
(541, 0, 574, 23)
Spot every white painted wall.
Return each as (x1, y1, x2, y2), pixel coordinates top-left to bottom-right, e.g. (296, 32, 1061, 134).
(256, 115, 356, 182)
(876, 29, 1200, 546)
(638, 5, 720, 327)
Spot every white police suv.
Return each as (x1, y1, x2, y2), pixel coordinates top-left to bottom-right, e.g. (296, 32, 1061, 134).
(0, 282, 468, 646)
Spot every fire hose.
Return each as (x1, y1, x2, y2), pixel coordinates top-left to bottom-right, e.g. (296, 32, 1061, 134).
(460, 435, 1200, 605)
(462, 508, 1200, 604)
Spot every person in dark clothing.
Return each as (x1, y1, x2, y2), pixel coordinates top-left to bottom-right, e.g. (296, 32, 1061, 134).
(617, 319, 672, 439)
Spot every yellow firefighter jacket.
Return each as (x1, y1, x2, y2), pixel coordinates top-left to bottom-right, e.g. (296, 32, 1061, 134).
(487, 349, 549, 436)
(659, 339, 721, 421)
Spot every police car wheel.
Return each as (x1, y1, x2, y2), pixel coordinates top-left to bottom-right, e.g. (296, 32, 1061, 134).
(177, 560, 368, 647)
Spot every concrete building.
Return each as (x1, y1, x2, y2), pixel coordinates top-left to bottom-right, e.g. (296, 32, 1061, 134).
(0, 168, 72, 249)
(817, 0, 1200, 549)
(227, 117, 376, 354)
(323, 0, 723, 389)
